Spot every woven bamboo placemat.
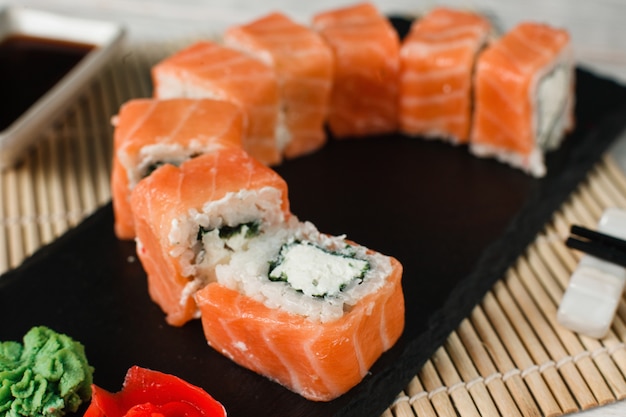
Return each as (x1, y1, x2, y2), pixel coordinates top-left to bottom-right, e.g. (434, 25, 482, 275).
(1, 44, 626, 417)
(387, 159, 626, 417)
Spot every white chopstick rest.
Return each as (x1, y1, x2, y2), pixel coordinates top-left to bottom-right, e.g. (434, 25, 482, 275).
(557, 208, 626, 338)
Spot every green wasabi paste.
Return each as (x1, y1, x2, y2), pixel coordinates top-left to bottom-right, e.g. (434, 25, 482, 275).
(0, 326, 94, 417)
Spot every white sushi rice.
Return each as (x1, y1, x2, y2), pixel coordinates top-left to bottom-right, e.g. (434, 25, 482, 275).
(471, 142, 547, 177)
(535, 63, 573, 150)
(168, 187, 392, 323)
(216, 219, 391, 323)
(154, 70, 229, 101)
(120, 140, 227, 189)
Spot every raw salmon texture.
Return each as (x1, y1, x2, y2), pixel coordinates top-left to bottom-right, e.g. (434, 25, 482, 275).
(151, 41, 282, 165)
(399, 7, 492, 143)
(111, 98, 244, 240)
(224, 12, 334, 159)
(130, 145, 291, 326)
(195, 255, 404, 402)
(470, 22, 575, 177)
(312, 2, 401, 138)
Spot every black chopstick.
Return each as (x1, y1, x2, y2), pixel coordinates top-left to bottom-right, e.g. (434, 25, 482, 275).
(566, 225, 626, 268)
(570, 225, 626, 252)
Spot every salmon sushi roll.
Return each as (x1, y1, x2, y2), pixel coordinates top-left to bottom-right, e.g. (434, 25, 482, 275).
(224, 12, 334, 159)
(111, 98, 244, 240)
(130, 146, 291, 326)
(312, 2, 400, 138)
(152, 41, 282, 165)
(399, 8, 492, 143)
(194, 224, 404, 401)
(470, 22, 575, 177)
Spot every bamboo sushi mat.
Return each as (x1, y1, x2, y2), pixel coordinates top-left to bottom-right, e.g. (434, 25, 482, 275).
(2, 42, 626, 417)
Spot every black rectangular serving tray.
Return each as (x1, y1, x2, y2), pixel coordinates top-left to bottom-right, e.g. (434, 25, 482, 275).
(2, 23, 626, 417)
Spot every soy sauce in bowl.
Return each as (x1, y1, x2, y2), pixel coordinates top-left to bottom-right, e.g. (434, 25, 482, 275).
(0, 35, 94, 131)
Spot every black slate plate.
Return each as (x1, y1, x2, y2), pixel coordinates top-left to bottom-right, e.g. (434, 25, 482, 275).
(2, 40, 626, 417)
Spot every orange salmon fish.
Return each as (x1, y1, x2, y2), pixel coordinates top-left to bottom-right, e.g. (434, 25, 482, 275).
(152, 41, 282, 165)
(312, 2, 400, 138)
(194, 254, 404, 401)
(470, 22, 574, 177)
(130, 145, 290, 326)
(224, 12, 334, 159)
(399, 7, 492, 143)
(111, 98, 244, 240)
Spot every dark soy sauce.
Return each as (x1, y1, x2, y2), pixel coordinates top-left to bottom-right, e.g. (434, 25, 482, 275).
(0, 35, 94, 131)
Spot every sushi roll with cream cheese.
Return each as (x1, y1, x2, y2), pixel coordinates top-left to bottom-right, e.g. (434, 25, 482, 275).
(130, 140, 405, 400)
(130, 142, 290, 326)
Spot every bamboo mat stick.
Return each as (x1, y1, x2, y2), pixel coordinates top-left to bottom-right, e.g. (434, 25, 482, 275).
(33, 140, 55, 244)
(525, 245, 565, 307)
(600, 172, 626, 209)
(0, 175, 11, 270)
(532, 238, 572, 296)
(431, 346, 481, 417)
(550, 205, 573, 240)
(60, 118, 83, 227)
(0, 170, 8, 272)
(574, 182, 605, 221)
(126, 47, 153, 97)
(513, 259, 606, 408)
(604, 331, 626, 384)
(604, 157, 626, 194)
(75, 96, 99, 214)
(584, 337, 626, 400)
(125, 46, 154, 97)
(480, 291, 563, 416)
(456, 319, 525, 417)
(595, 164, 626, 208)
(615, 283, 626, 327)
(404, 376, 439, 417)
(567, 188, 597, 223)
(88, 75, 115, 204)
(108, 56, 134, 121)
(588, 168, 626, 210)
(381, 407, 395, 417)
(5, 169, 24, 269)
(492, 278, 578, 413)
(388, 391, 415, 417)
(585, 168, 616, 210)
(443, 331, 503, 416)
(469, 306, 543, 417)
(566, 191, 598, 227)
(18, 158, 40, 256)
(541, 226, 579, 282)
(418, 359, 458, 417)
(47, 131, 71, 237)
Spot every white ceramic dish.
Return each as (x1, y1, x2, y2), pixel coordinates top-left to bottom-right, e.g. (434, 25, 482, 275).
(557, 208, 626, 338)
(0, 7, 125, 169)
